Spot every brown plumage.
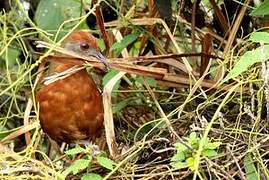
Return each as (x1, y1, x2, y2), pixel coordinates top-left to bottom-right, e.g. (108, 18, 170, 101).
(36, 31, 106, 143)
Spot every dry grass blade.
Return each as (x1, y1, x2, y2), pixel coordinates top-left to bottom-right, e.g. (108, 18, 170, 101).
(36, 41, 231, 90)
(23, 98, 33, 145)
(102, 29, 127, 158)
(36, 41, 102, 63)
(214, 0, 252, 82)
(1, 122, 39, 143)
(103, 72, 123, 158)
(223, 0, 252, 56)
(209, 0, 230, 33)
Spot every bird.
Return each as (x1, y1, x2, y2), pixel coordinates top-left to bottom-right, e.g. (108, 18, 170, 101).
(36, 30, 107, 143)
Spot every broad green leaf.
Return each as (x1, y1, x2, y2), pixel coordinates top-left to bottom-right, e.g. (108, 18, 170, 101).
(252, 0, 269, 16)
(202, 149, 218, 157)
(0, 47, 20, 67)
(103, 69, 120, 85)
(189, 132, 197, 139)
(188, 132, 197, 142)
(170, 161, 188, 169)
(249, 32, 269, 44)
(187, 132, 198, 147)
(61, 159, 91, 177)
(102, 69, 121, 97)
(204, 141, 221, 150)
(244, 154, 260, 180)
(65, 146, 86, 155)
(35, 0, 85, 33)
(97, 156, 116, 170)
(82, 173, 103, 180)
(110, 31, 140, 57)
(173, 142, 188, 152)
(223, 45, 269, 82)
(171, 152, 185, 162)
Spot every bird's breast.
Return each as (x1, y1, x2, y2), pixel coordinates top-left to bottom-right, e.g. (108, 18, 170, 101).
(36, 68, 104, 143)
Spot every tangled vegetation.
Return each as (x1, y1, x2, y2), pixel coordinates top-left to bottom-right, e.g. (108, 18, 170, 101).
(1, 0, 269, 179)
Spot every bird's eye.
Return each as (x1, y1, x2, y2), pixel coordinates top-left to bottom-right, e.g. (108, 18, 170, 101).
(80, 42, 90, 50)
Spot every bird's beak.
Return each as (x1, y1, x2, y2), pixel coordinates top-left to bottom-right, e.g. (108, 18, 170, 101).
(91, 51, 110, 69)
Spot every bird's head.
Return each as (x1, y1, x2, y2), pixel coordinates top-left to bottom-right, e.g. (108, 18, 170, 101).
(61, 31, 109, 67)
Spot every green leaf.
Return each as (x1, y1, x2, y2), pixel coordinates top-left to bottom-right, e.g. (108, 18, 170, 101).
(204, 141, 221, 150)
(103, 69, 120, 85)
(186, 157, 195, 171)
(171, 151, 185, 162)
(0, 47, 20, 67)
(102, 69, 121, 97)
(136, 76, 157, 87)
(35, 0, 85, 33)
(110, 31, 140, 57)
(187, 132, 198, 147)
(244, 154, 260, 180)
(61, 159, 91, 177)
(0, 128, 18, 141)
(112, 98, 133, 114)
(249, 32, 269, 44)
(96, 39, 106, 52)
(223, 45, 269, 82)
(134, 41, 141, 49)
(170, 161, 188, 169)
(97, 156, 116, 170)
(252, 0, 269, 16)
(130, 41, 141, 56)
(189, 132, 197, 140)
(202, 149, 218, 157)
(82, 173, 103, 180)
(173, 142, 188, 152)
(65, 146, 86, 155)
(189, 132, 197, 139)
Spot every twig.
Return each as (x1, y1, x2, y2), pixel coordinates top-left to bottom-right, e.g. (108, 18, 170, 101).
(227, 145, 246, 180)
(143, 80, 194, 151)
